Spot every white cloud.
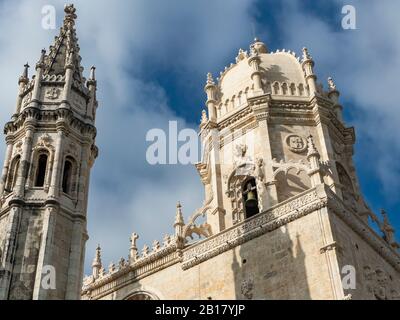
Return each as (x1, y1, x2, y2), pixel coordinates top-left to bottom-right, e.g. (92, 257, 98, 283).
(266, 0, 400, 203)
(0, 0, 257, 274)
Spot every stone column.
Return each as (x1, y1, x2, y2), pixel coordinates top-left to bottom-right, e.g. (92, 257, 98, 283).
(248, 54, 264, 95)
(14, 125, 35, 198)
(0, 138, 14, 196)
(204, 73, 218, 123)
(208, 128, 226, 232)
(0, 205, 22, 300)
(312, 100, 342, 199)
(65, 218, 85, 299)
(252, 99, 278, 207)
(301, 47, 317, 96)
(48, 129, 65, 199)
(31, 50, 45, 108)
(32, 205, 58, 300)
(14, 63, 29, 118)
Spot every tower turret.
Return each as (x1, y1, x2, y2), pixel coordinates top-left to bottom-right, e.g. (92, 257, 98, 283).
(0, 4, 99, 300)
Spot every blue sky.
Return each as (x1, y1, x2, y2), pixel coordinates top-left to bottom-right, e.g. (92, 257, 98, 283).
(0, 0, 398, 274)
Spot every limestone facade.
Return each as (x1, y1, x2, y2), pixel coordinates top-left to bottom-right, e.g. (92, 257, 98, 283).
(0, 5, 98, 300)
(81, 39, 400, 300)
(0, 5, 398, 300)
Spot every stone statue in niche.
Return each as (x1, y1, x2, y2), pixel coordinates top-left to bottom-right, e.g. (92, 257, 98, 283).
(286, 134, 307, 153)
(254, 158, 266, 212)
(234, 143, 253, 176)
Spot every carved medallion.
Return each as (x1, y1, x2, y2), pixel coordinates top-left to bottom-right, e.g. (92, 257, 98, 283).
(45, 87, 61, 100)
(285, 134, 306, 153)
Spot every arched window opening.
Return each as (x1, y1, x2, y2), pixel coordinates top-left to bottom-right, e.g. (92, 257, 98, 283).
(6, 155, 20, 192)
(242, 178, 259, 219)
(35, 154, 48, 187)
(62, 159, 73, 194)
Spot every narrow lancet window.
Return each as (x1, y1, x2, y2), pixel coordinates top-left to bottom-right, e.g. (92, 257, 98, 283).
(35, 154, 48, 187)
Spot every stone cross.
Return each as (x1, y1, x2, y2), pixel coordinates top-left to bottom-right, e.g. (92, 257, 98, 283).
(130, 232, 139, 249)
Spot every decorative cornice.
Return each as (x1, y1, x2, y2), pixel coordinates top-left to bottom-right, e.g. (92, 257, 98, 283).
(326, 190, 400, 272)
(182, 186, 327, 270)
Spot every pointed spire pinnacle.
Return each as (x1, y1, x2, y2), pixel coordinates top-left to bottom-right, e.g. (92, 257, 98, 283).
(206, 72, 215, 86)
(23, 63, 29, 78)
(201, 109, 208, 124)
(302, 47, 312, 61)
(42, 4, 85, 84)
(19, 63, 29, 84)
(327, 77, 337, 91)
(174, 202, 185, 226)
(89, 66, 96, 81)
(36, 49, 46, 69)
(306, 135, 320, 159)
(92, 244, 102, 268)
(64, 4, 77, 24)
(250, 37, 268, 55)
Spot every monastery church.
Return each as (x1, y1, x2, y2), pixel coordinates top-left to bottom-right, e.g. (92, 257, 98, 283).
(0, 5, 399, 300)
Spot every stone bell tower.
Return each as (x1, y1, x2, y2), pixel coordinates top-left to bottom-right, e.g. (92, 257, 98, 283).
(0, 4, 98, 300)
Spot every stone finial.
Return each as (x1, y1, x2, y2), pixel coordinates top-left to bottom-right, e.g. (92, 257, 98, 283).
(174, 202, 185, 226)
(89, 66, 96, 81)
(250, 38, 268, 55)
(92, 244, 102, 267)
(130, 232, 139, 249)
(306, 135, 320, 158)
(118, 257, 126, 269)
(152, 240, 161, 251)
(23, 63, 29, 78)
(201, 110, 208, 124)
(235, 48, 248, 63)
(108, 262, 116, 273)
(64, 4, 77, 23)
(302, 47, 312, 61)
(206, 72, 215, 86)
(92, 244, 102, 279)
(380, 209, 399, 249)
(327, 77, 337, 91)
(36, 49, 46, 69)
(142, 244, 149, 256)
(19, 63, 29, 84)
(163, 234, 172, 247)
(174, 202, 185, 247)
(129, 232, 139, 262)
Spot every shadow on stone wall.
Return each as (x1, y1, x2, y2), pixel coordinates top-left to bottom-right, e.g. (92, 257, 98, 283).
(232, 225, 310, 300)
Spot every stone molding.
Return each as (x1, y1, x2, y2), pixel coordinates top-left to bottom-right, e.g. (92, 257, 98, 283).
(182, 186, 327, 270)
(326, 191, 400, 272)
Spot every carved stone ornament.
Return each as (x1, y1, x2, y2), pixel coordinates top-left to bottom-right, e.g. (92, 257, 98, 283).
(241, 278, 254, 300)
(364, 265, 400, 300)
(37, 134, 53, 149)
(22, 91, 32, 106)
(45, 87, 61, 100)
(285, 134, 307, 153)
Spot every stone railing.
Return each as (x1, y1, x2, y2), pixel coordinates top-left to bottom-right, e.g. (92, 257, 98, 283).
(182, 184, 328, 270)
(326, 189, 400, 272)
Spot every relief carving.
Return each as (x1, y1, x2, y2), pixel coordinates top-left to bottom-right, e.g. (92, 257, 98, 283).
(285, 134, 307, 153)
(241, 278, 254, 300)
(364, 265, 400, 300)
(45, 87, 61, 100)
